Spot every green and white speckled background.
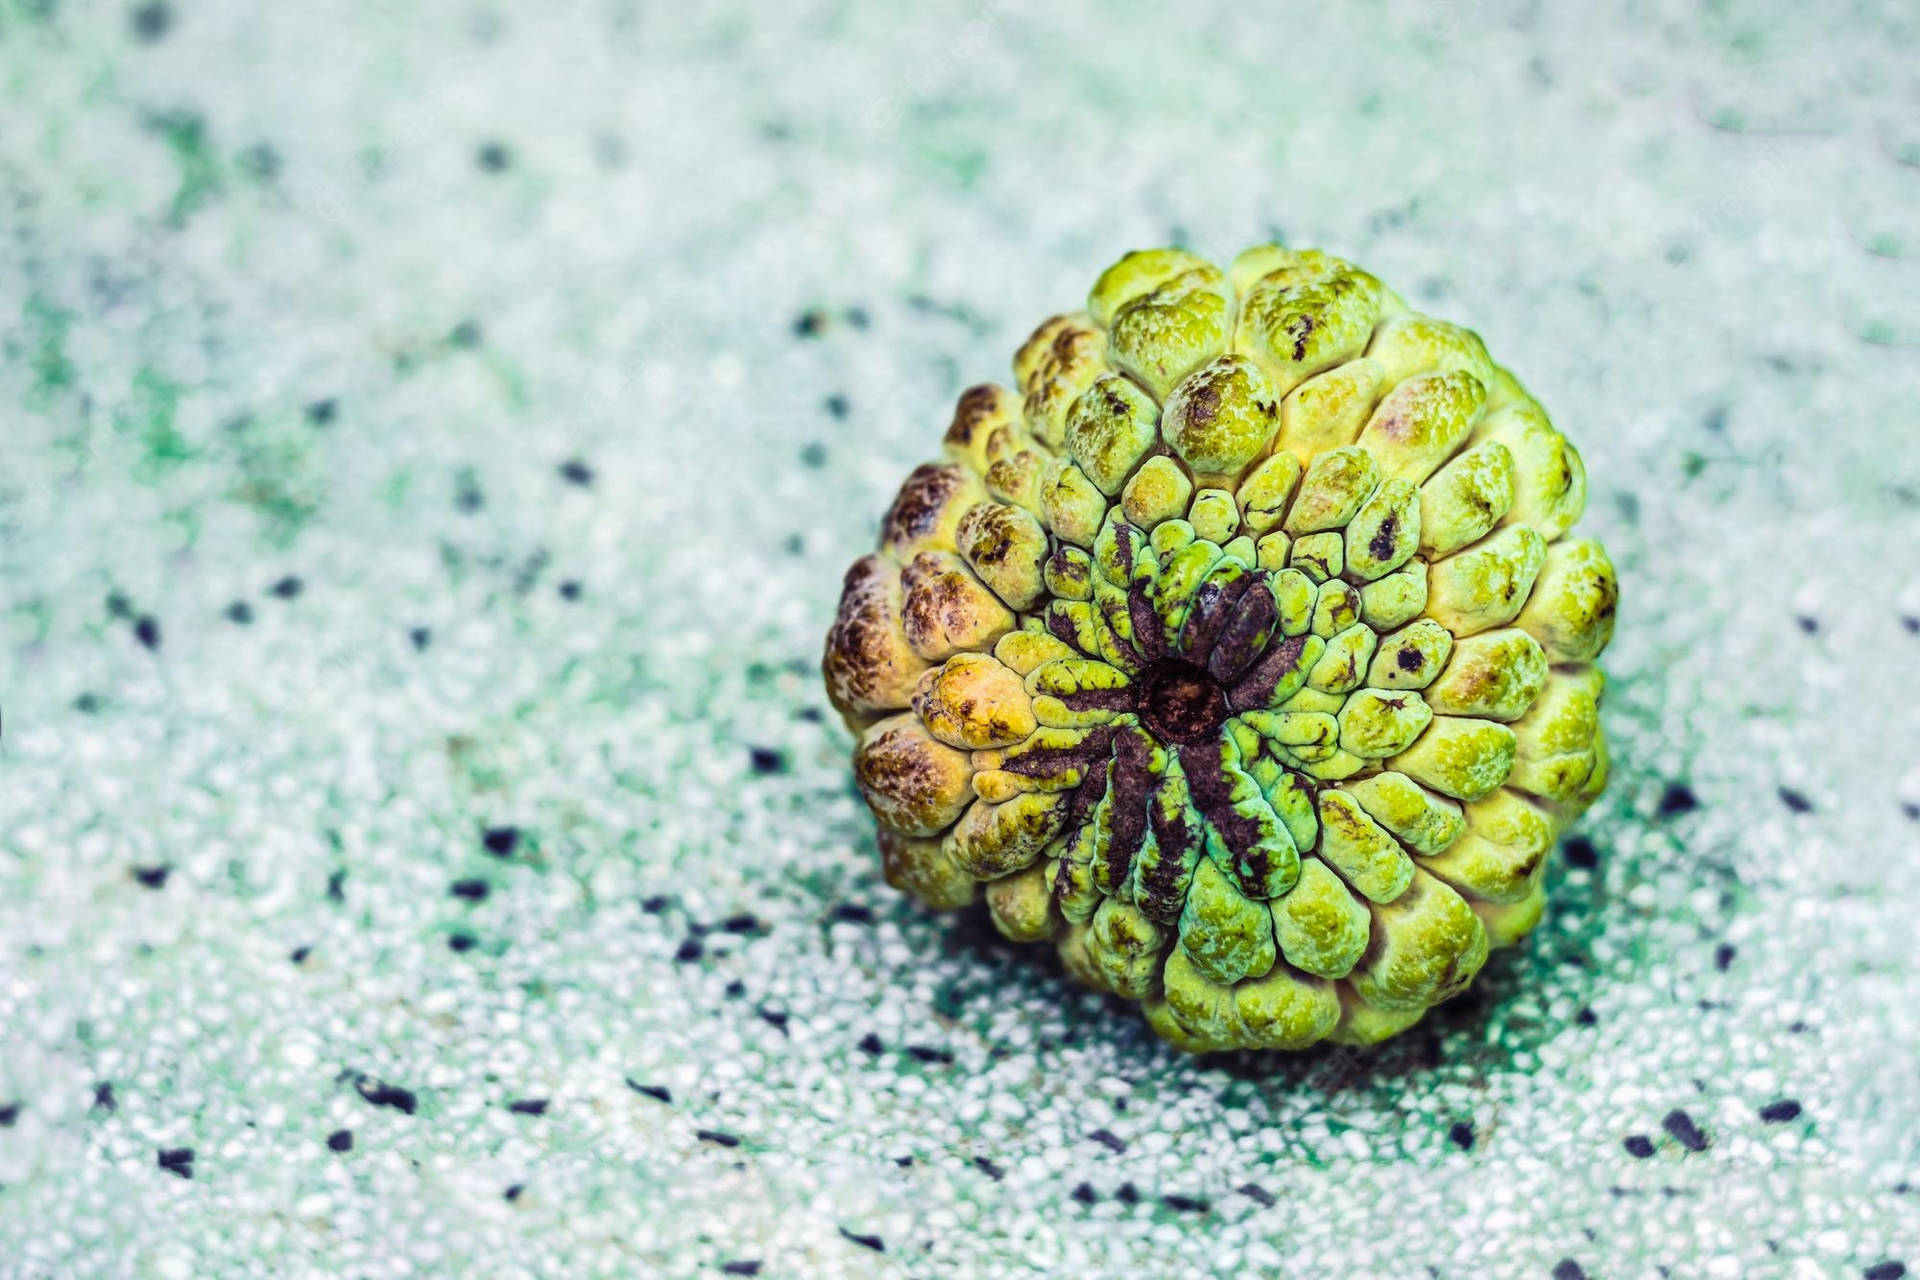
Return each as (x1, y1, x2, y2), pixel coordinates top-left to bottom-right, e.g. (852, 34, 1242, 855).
(2, 1, 1917, 1276)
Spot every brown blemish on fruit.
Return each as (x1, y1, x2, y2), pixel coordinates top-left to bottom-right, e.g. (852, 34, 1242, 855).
(1289, 312, 1316, 362)
(881, 464, 969, 550)
(1369, 514, 1399, 561)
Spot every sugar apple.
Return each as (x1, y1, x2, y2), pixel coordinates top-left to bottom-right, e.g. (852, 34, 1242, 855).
(823, 245, 1617, 1053)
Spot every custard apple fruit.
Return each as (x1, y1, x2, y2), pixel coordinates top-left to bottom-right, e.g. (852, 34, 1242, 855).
(824, 244, 1617, 1052)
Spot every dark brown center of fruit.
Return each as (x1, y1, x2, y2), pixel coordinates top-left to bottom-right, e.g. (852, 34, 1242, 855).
(1137, 661, 1228, 745)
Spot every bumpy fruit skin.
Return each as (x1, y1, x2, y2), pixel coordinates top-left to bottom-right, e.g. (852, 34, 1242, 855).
(824, 245, 1617, 1052)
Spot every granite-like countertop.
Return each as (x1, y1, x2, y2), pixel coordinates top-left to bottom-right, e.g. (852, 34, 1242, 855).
(1, 2, 1916, 1276)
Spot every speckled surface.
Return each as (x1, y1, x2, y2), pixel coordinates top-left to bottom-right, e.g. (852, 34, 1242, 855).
(1, 2, 1917, 1277)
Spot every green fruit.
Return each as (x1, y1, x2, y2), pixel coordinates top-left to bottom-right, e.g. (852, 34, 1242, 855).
(826, 243, 1619, 1052)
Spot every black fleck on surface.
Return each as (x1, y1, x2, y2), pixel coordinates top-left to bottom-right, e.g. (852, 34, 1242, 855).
(1551, 1261, 1588, 1280)
(857, 1033, 883, 1056)
(1448, 1121, 1475, 1150)
(824, 393, 850, 419)
(131, 2, 171, 42)
(1714, 943, 1737, 972)
(557, 579, 582, 601)
(476, 141, 512, 172)
(156, 1147, 195, 1179)
(1071, 1182, 1098, 1204)
(133, 616, 161, 650)
(482, 826, 520, 857)
(132, 865, 172, 889)
(1162, 1194, 1209, 1214)
(721, 1263, 763, 1277)
(973, 1156, 1005, 1180)
(289, 946, 311, 964)
(304, 398, 337, 425)
(1561, 836, 1598, 869)
(793, 309, 828, 338)
(326, 1128, 353, 1152)
(356, 1081, 418, 1115)
(640, 895, 670, 914)
(838, 1228, 884, 1253)
(1657, 782, 1700, 818)
(696, 1129, 741, 1148)
(723, 980, 746, 998)
(558, 458, 594, 487)
(722, 913, 764, 934)
(503, 1183, 524, 1202)
(673, 937, 704, 963)
(1115, 1183, 1140, 1204)
(1238, 1182, 1276, 1208)
(748, 746, 787, 775)
(831, 903, 873, 924)
(1759, 1099, 1803, 1123)
(906, 1045, 954, 1065)
(1623, 1135, 1655, 1158)
(1575, 1006, 1599, 1026)
(508, 1099, 548, 1116)
(268, 576, 304, 599)
(92, 1082, 117, 1113)
(1778, 788, 1813, 814)
(625, 1079, 671, 1103)
(1662, 1109, 1709, 1152)
(74, 692, 102, 713)
(449, 878, 490, 901)
(1087, 1128, 1127, 1154)
(756, 1008, 790, 1034)
(408, 626, 431, 651)
(0, 1102, 20, 1127)
(1865, 1266, 1908, 1280)
(226, 601, 254, 624)
(325, 869, 347, 902)
(1796, 615, 1819, 634)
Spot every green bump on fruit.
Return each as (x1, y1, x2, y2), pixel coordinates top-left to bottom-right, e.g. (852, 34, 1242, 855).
(1066, 373, 1162, 496)
(1084, 896, 1168, 999)
(1419, 439, 1515, 558)
(1187, 488, 1240, 544)
(1425, 524, 1547, 638)
(1358, 562, 1428, 630)
(1349, 870, 1489, 1013)
(1337, 688, 1433, 759)
(1121, 455, 1193, 529)
(1425, 628, 1549, 721)
(1286, 446, 1381, 535)
(1040, 458, 1110, 549)
(1366, 619, 1453, 689)
(1343, 476, 1421, 582)
(1235, 452, 1303, 534)
(1309, 579, 1362, 638)
(1290, 531, 1344, 583)
(1178, 857, 1278, 986)
(1342, 771, 1464, 856)
(1418, 791, 1553, 905)
(986, 862, 1061, 942)
(1315, 790, 1415, 904)
(1161, 355, 1281, 482)
(1390, 715, 1517, 802)
(829, 242, 1619, 1053)
(1365, 312, 1496, 389)
(1272, 857, 1371, 978)
(1105, 265, 1233, 400)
